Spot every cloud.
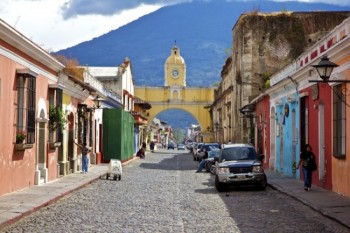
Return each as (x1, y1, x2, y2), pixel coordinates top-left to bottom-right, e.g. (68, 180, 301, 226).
(267, 0, 350, 7)
(59, 0, 350, 19)
(60, 0, 190, 19)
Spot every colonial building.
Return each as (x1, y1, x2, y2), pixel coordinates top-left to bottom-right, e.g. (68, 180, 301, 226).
(0, 18, 104, 196)
(267, 16, 350, 196)
(219, 11, 350, 144)
(82, 58, 136, 163)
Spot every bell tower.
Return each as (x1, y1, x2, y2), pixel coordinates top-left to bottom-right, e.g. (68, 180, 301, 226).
(164, 44, 186, 87)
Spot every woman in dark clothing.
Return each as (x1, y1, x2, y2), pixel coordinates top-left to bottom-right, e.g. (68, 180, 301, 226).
(150, 141, 155, 152)
(297, 144, 317, 191)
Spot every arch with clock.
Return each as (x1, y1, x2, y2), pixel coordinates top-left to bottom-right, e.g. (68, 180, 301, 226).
(164, 45, 186, 87)
(135, 44, 216, 142)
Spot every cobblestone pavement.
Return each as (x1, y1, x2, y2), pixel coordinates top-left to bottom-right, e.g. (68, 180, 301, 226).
(1, 150, 349, 233)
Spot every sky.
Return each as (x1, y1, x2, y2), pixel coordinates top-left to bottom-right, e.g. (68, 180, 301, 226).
(0, 0, 349, 52)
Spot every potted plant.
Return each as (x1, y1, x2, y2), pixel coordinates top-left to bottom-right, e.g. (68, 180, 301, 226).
(14, 130, 33, 150)
(16, 130, 26, 144)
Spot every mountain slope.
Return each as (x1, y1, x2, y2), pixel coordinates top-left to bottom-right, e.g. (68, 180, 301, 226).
(55, 1, 349, 88)
(55, 1, 350, 130)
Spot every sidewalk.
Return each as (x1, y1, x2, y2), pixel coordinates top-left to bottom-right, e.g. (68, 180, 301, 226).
(0, 156, 139, 230)
(266, 170, 350, 230)
(0, 160, 349, 230)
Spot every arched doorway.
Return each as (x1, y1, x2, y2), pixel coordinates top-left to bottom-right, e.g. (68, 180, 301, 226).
(35, 109, 48, 185)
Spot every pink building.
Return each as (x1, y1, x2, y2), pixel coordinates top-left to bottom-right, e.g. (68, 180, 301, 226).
(0, 19, 65, 195)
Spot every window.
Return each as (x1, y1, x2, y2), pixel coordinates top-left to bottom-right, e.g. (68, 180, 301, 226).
(17, 72, 36, 144)
(333, 85, 346, 158)
(48, 87, 63, 143)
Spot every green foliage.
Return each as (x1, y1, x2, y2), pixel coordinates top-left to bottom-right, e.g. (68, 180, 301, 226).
(260, 72, 271, 91)
(212, 82, 220, 87)
(173, 128, 186, 144)
(16, 130, 26, 143)
(49, 105, 66, 132)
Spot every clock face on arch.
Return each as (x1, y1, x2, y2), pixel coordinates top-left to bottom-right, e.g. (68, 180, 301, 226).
(171, 69, 180, 79)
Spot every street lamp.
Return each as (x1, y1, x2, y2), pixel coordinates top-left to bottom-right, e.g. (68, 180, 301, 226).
(309, 55, 350, 83)
(309, 55, 350, 107)
(214, 122, 220, 131)
(239, 104, 255, 144)
(311, 55, 339, 82)
(93, 95, 103, 109)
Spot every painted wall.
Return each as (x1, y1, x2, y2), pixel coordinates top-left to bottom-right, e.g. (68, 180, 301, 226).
(103, 109, 134, 162)
(0, 55, 36, 195)
(304, 84, 333, 190)
(254, 96, 270, 169)
(0, 53, 59, 195)
(331, 59, 350, 196)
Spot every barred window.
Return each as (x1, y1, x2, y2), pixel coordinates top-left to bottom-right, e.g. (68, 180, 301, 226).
(49, 88, 63, 143)
(332, 85, 346, 159)
(17, 73, 36, 144)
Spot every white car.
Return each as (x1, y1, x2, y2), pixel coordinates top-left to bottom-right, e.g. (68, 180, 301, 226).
(177, 144, 186, 150)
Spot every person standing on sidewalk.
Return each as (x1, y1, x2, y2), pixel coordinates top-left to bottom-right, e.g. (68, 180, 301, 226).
(297, 144, 317, 191)
(76, 142, 91, 173)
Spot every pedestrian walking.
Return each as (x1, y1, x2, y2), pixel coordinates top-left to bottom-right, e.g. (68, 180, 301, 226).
(297, 144, 317, 191)
(150, 141, 155, 152)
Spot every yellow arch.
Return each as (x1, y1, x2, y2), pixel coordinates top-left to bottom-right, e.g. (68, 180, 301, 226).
(135, 86, 215, 142)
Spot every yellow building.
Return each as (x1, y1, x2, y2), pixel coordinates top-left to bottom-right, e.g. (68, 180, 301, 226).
(135, 45, 215, 142)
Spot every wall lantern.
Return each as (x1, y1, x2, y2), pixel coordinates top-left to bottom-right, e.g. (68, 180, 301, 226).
(239, 104, 255, 117)
(309, 55, 349, 83)
(93, 95, 103, 109)
(309, 55, 350, 107)
(214, 122, 220, 130)
(78, 104, 87, 116)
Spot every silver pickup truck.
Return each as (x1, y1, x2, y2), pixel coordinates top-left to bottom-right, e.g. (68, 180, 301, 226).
(214, 143, 267, 192)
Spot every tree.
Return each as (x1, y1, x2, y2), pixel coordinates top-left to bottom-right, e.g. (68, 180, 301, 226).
(173, 128, 186, 144)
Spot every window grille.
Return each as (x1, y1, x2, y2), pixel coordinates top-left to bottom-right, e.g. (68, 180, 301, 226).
(333, 85, 346, 159)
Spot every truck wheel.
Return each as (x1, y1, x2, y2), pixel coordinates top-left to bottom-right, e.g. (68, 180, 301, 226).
(215, 176, 226, 192)
(256, 178, 267, 190)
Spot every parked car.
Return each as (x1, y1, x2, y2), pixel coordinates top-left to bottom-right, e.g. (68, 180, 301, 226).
(197, 143, 221, 161)
(205, 149, 220, 173)
(214, 143, 267, 192)
(177, 144, 186, 150)
(186, 142, 194, 153)
(168, 142, 175, 150)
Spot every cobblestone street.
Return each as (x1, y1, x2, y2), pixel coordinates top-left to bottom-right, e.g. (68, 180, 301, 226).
(1, 150, 349, 233)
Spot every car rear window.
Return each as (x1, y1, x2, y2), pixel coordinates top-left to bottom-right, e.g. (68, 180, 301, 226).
(220, 147, 257, 161)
